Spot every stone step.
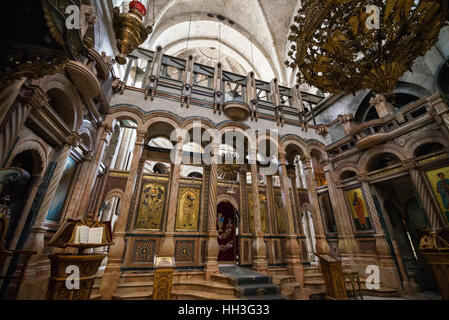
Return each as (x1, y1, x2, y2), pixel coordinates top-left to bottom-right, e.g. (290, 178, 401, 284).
(174, 279, 235, 296)
(280, 282, 302, 297)
(236, 283, 280, 298)
(242, 294, 287, 300)
(210, 273, 233, 286)
(111, 289, 237, 300)
(172, 290, 238, 300)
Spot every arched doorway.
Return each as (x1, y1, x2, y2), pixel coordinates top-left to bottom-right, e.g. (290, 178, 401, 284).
(217, 201, 238, 263)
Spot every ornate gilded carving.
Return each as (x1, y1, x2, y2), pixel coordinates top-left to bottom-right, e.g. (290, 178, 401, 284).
(175, 187, 201, 231)
(153, 268, 174, 300)
(135, 182, 167, 230)
(286, 0, 449, 94)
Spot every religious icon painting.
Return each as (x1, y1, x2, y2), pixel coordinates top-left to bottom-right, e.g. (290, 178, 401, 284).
(135, 181, 167, 230)
(175, 186, 201, 231)
(425, 166, 449, 224)
(346, 187, 374, 232)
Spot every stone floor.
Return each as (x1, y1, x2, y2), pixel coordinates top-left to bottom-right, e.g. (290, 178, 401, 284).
(359, 291, 441, 300)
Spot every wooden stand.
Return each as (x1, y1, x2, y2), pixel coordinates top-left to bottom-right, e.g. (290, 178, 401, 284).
(46, 253, 105, 300)
(419, 250, 449, 300)
(419, 229, 449, 300)
(46, 214, 113, 300)
(316, 253, 348, 300)
(153, 256, 175, 300)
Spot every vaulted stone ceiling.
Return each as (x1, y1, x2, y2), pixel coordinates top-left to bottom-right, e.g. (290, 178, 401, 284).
(105, 0, 302, 85)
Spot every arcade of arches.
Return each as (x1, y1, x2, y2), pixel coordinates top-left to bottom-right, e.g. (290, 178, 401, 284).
(1, 0, 449, 301)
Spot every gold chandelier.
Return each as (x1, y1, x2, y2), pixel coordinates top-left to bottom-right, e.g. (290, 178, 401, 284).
(286, 0, 449, 95)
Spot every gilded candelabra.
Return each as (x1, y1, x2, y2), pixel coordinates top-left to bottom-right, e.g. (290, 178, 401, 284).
(113, 1, 153, 65)
(286, 0, 449, 95)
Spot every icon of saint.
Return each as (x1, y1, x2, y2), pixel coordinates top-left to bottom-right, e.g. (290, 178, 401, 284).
(352, 192, 368, 229)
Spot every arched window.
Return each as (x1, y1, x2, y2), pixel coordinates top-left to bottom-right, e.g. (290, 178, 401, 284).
(414, 142, 445, 157)
(367, 153, 401, 172)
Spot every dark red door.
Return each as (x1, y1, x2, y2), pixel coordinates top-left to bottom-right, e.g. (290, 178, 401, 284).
(217, 202, 237, 262)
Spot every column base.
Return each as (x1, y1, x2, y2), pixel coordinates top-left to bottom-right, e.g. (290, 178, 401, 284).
(315, 235, 331, 255)
(375, 234, 391, 256)
(99, 259, 121, 300)
(285, 236, 304, 286)
(204, 231, 219, 280)
(252, 232, 268, 273)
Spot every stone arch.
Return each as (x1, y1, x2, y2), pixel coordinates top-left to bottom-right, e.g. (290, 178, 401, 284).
(218, 124, 256, 158)
(143, 112, 183, 131)
(358, 142, 406, 173)
(307, 140, 328, 163)
(182, 118, 217, 131)
(104, 188, 125, 203)
(7, 139, 48, 176)
(37, 74, 84, 132)
(217, 194, 239, 211)
(282, 135, 311, 163)
(403, 130, 449, 158)
(105, 107, 145, 129)
(78, 120, 96, 152)
(334, 163, 360, 182)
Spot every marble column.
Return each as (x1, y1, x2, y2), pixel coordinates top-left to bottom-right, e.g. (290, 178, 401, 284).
(266, 176, 277, 234)
(407, 162, 445, 229)
(93, 125, 122, 215)
(288, 167, 309, 262)
(250, 159, 268, 273)
(302, 158, 331, 254)
(287, 167, 303, 235)
(75, 125, 112, 219)
(100, 130, 145, 300)
(322, 162, 358, 255)
(239, 168, 248, 234)
(278, 152, 304, 285)
(159, 138, 183, 257)
(358, 177, 390, 256)
(204, 151, 219, 280)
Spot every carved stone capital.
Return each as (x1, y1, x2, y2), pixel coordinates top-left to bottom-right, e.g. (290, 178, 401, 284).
(402, 159, 418, 170)
(18, 83, 48, 110)
(66, 133, 81, 148)
(337, 114, 354, 123)
(356, 172, 370, 183)
(83, 150, 95, 161)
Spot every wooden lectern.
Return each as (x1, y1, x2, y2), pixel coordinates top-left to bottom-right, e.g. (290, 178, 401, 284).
(419, 229, 449, 300)
(315, 253, 348, 300)
(46, 213, 113, 300)
(152, 256, 175, 300)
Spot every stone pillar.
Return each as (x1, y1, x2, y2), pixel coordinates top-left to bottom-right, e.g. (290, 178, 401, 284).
(302, 158, 331, 254)
(75, 125, 112, 218)
(357, 176, 390, 256)
(266, 175, 277, 234)
(93, 125, 122, 215)
(278, 152, 304, 285)
(406, 161, 445, 229)
(370, 94, 394, 118)
(239, 168, 249, 234)
(322, 161, 357, 255)
(100, 130, 145, 300)
(204, 151, 219, 280)
(288, 166, 309, 262)
(250, 159, 268, 273)
(338, 114, 357, 135)
(287, 167, 303, 235)
(159, 138, 183, 256)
